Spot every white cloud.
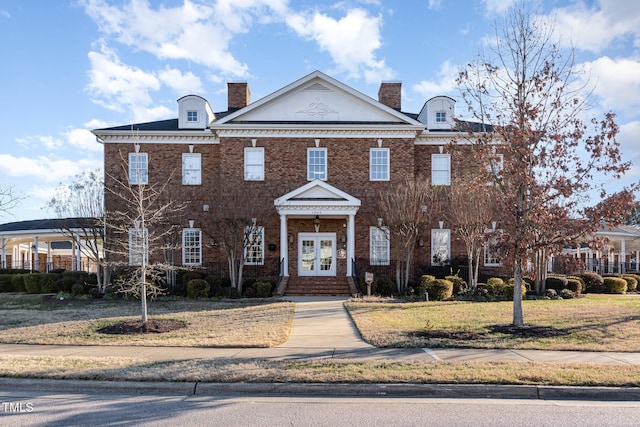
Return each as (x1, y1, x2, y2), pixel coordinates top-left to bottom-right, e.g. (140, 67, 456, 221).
(412, 61, 459, 100)
(158, 68, 203, 95)
(483, 0, 514, 15)
(0, 9, 10, 18)
(64, 128, 103, 152)
(86, 43, 161, 114)
(286, 8, 394, 83)
(549, 0, 640, 53)
(582, 56, 640, 115)
(0, 154, 100, 183)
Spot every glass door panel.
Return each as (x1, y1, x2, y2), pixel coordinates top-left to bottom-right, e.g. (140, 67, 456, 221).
(298, 233, 336, 276)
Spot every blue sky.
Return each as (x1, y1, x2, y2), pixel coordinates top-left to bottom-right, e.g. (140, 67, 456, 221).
(1, 0, 639, 222)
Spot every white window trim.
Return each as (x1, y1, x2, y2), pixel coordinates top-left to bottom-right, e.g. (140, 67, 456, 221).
(307, 147, 327, 181)
(370, 226, 390, 266)
(187, 110, 198, 122)
(370, 148, 390, 181)
(244, 147, 265, 181)
(182, 228, 202, 266)
(431, 153, 450, 186)
(431, 228, 450, 266)
(128, 152, 148, 185)
(487, 153, 504, 184)
(182, 153, 202, 185)
(435, 111, 447, 123)
(244, 226, 265, 266)
(128, 228, 148, 266)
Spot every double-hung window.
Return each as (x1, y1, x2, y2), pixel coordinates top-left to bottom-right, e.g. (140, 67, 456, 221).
(484, 230, 502, 266)
(370, 148, 389, 181)
(128, 153, 148, 185)
(307, 148, 327, 181)
(128, 227, 148, 266)
(244, 147, 264, 181)
(244, 226, 264, 265)
(182, 228, 202, 266)
(187, 111, 198, 122)
(370, 226, 390, 265)
(487, 153, 504, 183)
(182, 153, 201, 185)
(436, 111, 447, 123)
(431, 153, 450, 186)
(431, 229, 450, 266)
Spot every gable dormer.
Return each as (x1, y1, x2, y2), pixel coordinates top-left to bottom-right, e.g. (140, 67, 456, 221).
(177, 95, 214, 129)
(417, 96, 456, 130)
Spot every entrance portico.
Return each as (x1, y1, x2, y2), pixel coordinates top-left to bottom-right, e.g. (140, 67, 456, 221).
(274, 180, 360, 277)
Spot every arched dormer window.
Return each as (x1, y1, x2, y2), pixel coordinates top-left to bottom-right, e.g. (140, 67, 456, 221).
(177, 95, 214, 129)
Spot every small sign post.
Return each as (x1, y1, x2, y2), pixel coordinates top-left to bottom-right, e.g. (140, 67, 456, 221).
(365, 272, 374, 297)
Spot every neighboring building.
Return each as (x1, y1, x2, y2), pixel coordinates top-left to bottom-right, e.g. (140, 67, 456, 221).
(0, 218, 102, 273)
(92, 70, 495, 294)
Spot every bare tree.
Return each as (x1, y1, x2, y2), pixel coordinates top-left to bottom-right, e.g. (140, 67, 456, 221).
(0, 180, 21, 218)
(47, 169, 107, 291)
(456, 2, 636, 326)
(446, 179, 498, 291)
(376, 176, 439, 292)
(105, 146, 185, 325)
(205, 188, 272, 294)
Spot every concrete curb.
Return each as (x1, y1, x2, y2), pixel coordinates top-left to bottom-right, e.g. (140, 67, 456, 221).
(3, 378, 639, 401)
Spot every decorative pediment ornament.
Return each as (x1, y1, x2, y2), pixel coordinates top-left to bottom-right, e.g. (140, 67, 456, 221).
(296, 97, 339, 120)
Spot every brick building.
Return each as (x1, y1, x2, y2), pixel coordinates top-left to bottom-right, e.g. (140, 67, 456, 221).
(93, 70, 491, 294)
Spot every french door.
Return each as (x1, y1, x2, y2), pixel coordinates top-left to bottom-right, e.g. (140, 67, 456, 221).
(298, 233, 336, 276)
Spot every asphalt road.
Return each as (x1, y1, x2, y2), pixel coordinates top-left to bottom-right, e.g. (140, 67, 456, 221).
(3, 388, 640, 427)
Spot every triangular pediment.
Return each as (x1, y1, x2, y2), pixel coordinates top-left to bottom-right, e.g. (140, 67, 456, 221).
(274, 180, 361, 214)
(215, 70, 422, 126)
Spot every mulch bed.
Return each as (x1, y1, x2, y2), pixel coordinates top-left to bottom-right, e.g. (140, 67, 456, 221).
(410, 330, 485, 340)
(97, 319, 186, 335)
(410, 324, 569, 340)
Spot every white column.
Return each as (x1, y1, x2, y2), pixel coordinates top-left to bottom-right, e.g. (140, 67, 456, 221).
(621, 239, 627, 274)
(279, 214, 288, 276)
(346, 213, 355, 276)
(1, 238, 5, 269)
(636, 250, 639, 272)
(76, 235, 82, 271)
(33, 236, 39, 272)
(46, 241, 52, 272)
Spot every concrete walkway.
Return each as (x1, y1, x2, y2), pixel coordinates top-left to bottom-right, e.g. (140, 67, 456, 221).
(0, 296, 639, 365)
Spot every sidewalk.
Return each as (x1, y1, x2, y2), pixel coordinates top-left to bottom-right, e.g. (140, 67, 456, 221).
(1, 296, 639, 365)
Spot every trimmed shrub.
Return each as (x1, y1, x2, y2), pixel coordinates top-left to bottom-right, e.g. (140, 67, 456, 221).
(603, 277, 627, 294)
(622, 275, 638, 292)
(23, 275, 41, 294)
(374, 278, 397, 297)
(426, 278, 454, 301)
(559, 288, 575, 299)
(546, 275, 568, 291)
(416, 275, 436, 299)
(71, 282, 85, 296)
(544, 288, 558, 299)
(565, 277, 584, 295)
(579, 272, 604, 293)
(255, 281, 273, 298)
(502, 283, 527, 300)
(205, 275, 223, 297)
(445, 275, 467, 295)
(486, 277, 505, 295)
(567, 276, 585, 293)
(0, 274, 15, 292)
(11, 274, 26, 292)
(180, 271, 202, 285)
(187, 279, 210, 299)
(54, 277, 76, 293)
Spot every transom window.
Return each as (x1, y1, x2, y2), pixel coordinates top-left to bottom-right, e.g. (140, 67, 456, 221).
(245, 226, 264, 265)
(431, 229, 450, 266)
(370, 226, 390, 266)
(244, 147, 265, 181)
(182, 153, 201, 185)
(431, 153, 450, 186)
(187, 111, 198, 122)
(370, 148, 390, 181)
(307, 148, 327, 181)
(436, 111, 447, 123)
(182, 228, 202, 265)
(128, 153, 148, 185)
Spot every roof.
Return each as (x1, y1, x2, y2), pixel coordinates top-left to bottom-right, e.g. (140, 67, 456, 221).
(0, 217, 99, 233)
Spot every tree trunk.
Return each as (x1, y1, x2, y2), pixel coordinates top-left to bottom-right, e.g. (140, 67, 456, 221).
(512, 261, 524, 326)
(141, 268, 148, 324)
(467, 247, 475, 290)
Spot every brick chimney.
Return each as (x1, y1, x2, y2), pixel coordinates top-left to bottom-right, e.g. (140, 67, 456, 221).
(378, 81, 402, 111)
(227, 82, 251, 110)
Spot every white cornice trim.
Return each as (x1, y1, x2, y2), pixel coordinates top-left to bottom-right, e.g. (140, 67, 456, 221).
(95, 133, 219, 144)
(215, 126, 421, 139)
